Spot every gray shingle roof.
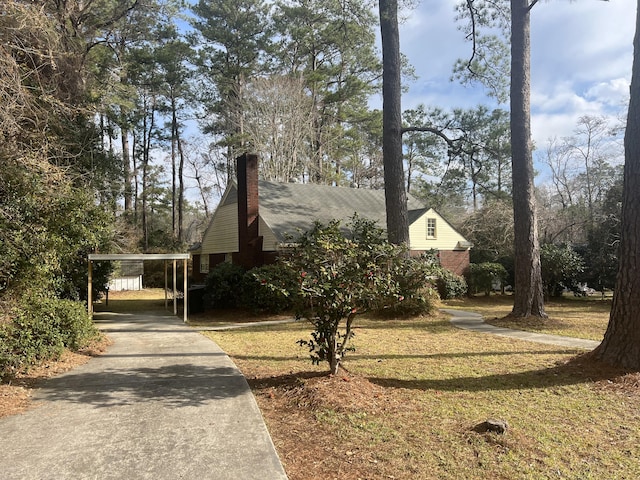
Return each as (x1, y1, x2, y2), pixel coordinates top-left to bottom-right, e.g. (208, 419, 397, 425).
(256, 181, 427, 243)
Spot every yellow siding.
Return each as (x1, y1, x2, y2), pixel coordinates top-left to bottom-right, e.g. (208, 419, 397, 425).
(259, 217, 279, 251)
(201, 203, 280, 254)
(409, 208, 467, 251)
(201, 203, 239, 254)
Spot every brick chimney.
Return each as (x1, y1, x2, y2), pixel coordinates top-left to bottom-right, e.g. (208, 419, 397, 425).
(236, 153, 263, 269)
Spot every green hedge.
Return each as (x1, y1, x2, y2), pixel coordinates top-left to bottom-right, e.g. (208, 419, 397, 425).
(466, 262, 508, 296)
(435, 268, 468, 300)
(204, 262, 247, 309)
(0, 296, 99, 379)
(244, 264, 299, 313)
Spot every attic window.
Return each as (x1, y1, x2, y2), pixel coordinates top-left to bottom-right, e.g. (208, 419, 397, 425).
(427, 218, 437, 239)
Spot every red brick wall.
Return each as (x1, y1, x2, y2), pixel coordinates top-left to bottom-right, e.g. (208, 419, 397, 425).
(236, 153, 264, 270)
(437, 250, 470, 276)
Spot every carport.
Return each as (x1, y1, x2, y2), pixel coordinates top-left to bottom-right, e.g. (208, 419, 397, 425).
(87, 253, 191, 322)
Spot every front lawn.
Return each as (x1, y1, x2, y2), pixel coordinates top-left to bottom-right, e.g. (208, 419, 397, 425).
(203, 308, 639, 480)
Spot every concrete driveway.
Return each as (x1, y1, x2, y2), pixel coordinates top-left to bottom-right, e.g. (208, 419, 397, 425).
(0, 311, 287, 480)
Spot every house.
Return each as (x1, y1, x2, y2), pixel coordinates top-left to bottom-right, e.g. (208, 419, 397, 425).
(191, 153, 471, 283)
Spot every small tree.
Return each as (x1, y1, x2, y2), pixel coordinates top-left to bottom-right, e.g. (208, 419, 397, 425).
(281, 216, 412, 375)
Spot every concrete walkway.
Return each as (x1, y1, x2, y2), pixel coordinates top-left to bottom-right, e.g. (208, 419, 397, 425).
(0, 311, 288, 480)
(443, 308, 601, 350)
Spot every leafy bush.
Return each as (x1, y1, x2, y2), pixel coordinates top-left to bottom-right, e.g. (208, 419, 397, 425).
(0, 322, 22, 378)
(0, 296, 99, 379)
(381, 254, 440, 316)
(204, 262, 246, 309)
(274, 216, 430, 374)
(466, 262, 508, 296)
(243, 264, 298, 313)
(52, 298, 100, 350)
(435, 268, 468, 299)
(540, 244, 585, 297)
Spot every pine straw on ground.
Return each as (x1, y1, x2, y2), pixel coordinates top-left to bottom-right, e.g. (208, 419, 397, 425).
(246, 370, 399, 479)
(240, 356, 640, 480)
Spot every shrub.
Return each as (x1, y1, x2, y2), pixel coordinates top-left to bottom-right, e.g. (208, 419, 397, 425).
(204, 262, 246, 309)
(274, 216, 423, 374)
(540, 244, 585, 297)
(435, 268, 468, 299)
(466, 262, 508, 296)
(381, 254, 440, 316)
(0, 296, 99, 379)
(52, 298, 99, 350)
(243, 264, 298, 314)
(0, 323, 21, 378)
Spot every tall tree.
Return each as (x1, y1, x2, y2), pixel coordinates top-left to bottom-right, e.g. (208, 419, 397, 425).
(593, 2, 640, 369)
(402, 105, 510, 214)
(541, 115, 623, 245)
(509, 0, 545, 317)
(85, 0, 167, 216)
(234, 75, 315, 182)
(457, 0, 545, 317)
(155, 25, 195, 243)
(191, 0, 274, 177)
(273, 0, 381, 184)
(0, 0, 116, 301)
(379, 0, 408, 245)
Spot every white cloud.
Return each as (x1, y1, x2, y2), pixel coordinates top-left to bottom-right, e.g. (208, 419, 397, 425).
(585, 78, 630, 108)
(392, 0, 634, 185)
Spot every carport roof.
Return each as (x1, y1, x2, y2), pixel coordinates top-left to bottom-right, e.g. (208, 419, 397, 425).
(88, 253, 190, 261)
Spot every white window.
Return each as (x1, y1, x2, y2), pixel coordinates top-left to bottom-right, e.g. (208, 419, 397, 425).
(427, 218, 437, 239)
(224, 253, 233, 263)
(200, 255, 209, 274)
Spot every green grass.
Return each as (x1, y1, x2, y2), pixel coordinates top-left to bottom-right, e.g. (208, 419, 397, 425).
(203, 310, 640, 480)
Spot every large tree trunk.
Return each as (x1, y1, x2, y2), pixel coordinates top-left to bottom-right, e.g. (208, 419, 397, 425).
(509, 0, 546, 318)
(171, 96, 178, 238)
(177, 132, 185, 243)
(593, 2, 640, 369)
(121, 124, 133, 213)
(379, 0, 409, 246)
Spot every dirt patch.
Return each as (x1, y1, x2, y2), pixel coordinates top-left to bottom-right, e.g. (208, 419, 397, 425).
(0, 336, 111, 419)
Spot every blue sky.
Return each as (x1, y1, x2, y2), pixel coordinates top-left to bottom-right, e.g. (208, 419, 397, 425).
(390, 0, 634, 159)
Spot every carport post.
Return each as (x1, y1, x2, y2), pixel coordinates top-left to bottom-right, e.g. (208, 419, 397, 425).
(164, 260, 168, 310)
(183, 258, 188, 323)
(173, 259, 177, 315)
(88, 260, 93, 316)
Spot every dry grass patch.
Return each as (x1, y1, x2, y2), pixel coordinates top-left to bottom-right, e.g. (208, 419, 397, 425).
(445, 295, 611, 341)
(205, 314, 640, 480)
(93, 288, 170, 313)
(188, 309, 292, 327)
